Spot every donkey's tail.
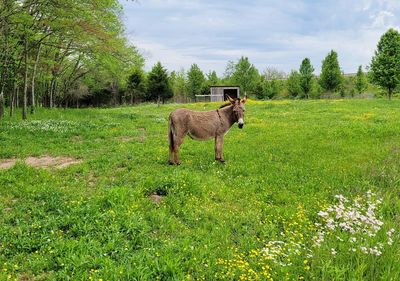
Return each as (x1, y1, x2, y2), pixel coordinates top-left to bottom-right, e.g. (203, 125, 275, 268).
(168, 114, 175, 151)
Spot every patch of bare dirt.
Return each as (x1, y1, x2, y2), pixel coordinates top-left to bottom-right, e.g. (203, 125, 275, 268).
(116, 135, 147, 143)
(0, 156, 82, 170)
(70, 135, 83, 142)
(25, 156, 82, 169)
(87, 172, 97, 187)
(149, 194, 164, 204)
(0, 158, 17, 169)
(117, 136, 135, 142)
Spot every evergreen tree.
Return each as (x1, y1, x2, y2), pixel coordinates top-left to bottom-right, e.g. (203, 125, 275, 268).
(146, 62, 172, 104)
(319, 50, 343, 92)
(355, 65, 367, 95)
(370, 28, 400, 100)
(126, 68, 145, 104)
(187, 64, 205, 99)
(299, 58, 314, 99)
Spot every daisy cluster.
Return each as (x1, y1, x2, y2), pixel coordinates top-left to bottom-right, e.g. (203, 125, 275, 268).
(313, 190, 395, 256)
(3, 120, 78, 133)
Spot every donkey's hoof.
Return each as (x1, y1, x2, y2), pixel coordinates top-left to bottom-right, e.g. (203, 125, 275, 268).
(168, 160, 175, 165)
(175, 161, 181, 166)
(215, 158, 226, 164)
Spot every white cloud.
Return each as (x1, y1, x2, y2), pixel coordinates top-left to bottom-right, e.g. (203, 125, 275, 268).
(121, 0, 400, 75)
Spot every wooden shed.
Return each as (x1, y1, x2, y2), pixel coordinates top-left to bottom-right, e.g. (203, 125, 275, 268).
(195, 86, 240, 102)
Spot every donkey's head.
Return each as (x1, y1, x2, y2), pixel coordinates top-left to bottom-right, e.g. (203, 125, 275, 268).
(227, 95, 247, 129)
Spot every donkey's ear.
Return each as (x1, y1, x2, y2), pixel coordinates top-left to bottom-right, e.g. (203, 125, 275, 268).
(226, 95, 235, 103)
(241, 95, 248, 104)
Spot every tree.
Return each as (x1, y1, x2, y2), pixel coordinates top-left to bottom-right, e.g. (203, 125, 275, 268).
(170, 69, 188, 102)
(126, 68, 145, 104)
(146, 62, 172, 104)
(319, 50, 343, 92)
(206, 70, 219, 86)
(286, 70, 302, 98)
(187, 64, 205, 99)
(223, 60, 236, 81)
(262, 67, 287, 80)
(254, 79, 266, 99)
(370, 28, 400, 100)
(355, 65, 368, 95)
(230, 56, 260, 96)
(299, 58, 314, 99)
(265, 79, 284, 99)
(259, 68, 286, 99)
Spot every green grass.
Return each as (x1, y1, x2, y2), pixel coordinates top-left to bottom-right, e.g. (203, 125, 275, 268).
(0, 99, 399, 280)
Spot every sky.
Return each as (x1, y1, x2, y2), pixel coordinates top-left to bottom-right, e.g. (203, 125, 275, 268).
(120, 0, 400, 76)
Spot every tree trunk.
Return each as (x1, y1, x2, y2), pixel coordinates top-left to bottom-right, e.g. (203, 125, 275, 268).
(30, 43, 41, 114)
(22, 35, 28, 120)
(0, 88, 4, 119)
(10, 84, 16, 117)
(49, 77, 56, 108)
(16, 86, 19, 108)
(157, 95, 161, 107)
(388, 88, 393, 100)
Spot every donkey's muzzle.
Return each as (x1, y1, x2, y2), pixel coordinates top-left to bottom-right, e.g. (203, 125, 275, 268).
(238, 118, 244, 129)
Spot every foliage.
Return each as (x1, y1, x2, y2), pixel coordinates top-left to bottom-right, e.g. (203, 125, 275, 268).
(0, 0, 143, 118)
(355, 66, 368, 95)
(146, 62, 173, 103)
(319, 50, 343, 92)
(264, 79, 285, 99)
(286, 70, 302, 98)
(187, 64, 206, 98)
(370, 28, 400, 100)
(229, 56, 260, 96)
(262, 67, 287, 80)
(126, 68, 146, 104)
(170, 69, 188, 101)
(299, 58, 315, 99)
(254, 79, 266, 100)
(206, 71, 220, 86)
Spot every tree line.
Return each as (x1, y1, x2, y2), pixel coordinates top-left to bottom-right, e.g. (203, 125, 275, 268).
(0, 0, 143, 120)
(127, 28, 400, 104)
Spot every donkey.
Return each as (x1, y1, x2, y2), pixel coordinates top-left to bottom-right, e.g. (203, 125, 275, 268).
(168, 96, 247, 165)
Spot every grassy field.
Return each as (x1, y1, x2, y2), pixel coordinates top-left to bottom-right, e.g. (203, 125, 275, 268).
(0, 99, 399, 280)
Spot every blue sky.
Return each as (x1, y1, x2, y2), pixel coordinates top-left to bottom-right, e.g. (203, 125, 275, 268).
(120, 0, 400, 76)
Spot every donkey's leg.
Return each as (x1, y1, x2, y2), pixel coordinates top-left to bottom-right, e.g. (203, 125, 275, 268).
(173, 134, 186, 165)
(168, 118, 176, 165)
(215, 135, 225, 163)
(169, 146, 174, 165)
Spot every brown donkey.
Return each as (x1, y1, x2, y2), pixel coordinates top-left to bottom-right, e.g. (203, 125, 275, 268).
(168, 96, 247, 165)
